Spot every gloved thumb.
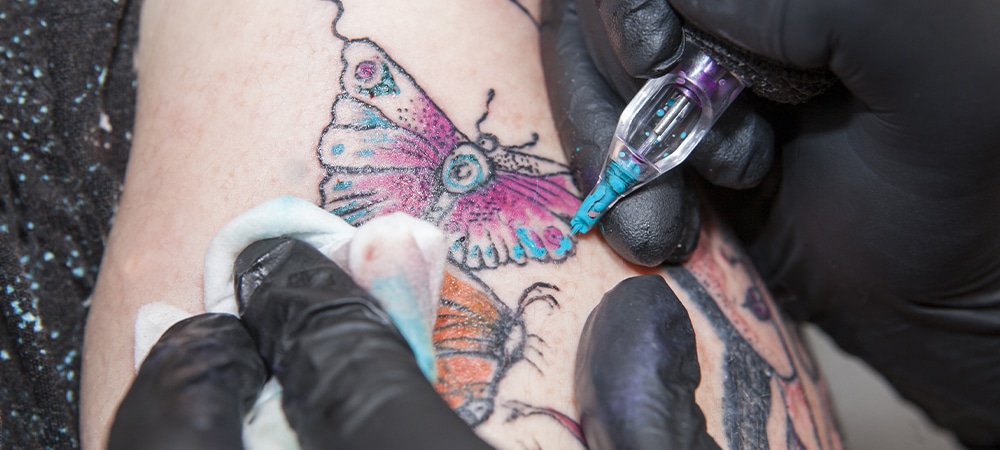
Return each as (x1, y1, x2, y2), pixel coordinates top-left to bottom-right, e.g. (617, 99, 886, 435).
(575, 275, 720, 450)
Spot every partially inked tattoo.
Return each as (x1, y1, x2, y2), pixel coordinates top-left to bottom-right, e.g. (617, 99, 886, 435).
(666, 215, 843, 450)
(317, 36, 579, 271)
(433, 270, 559, 426)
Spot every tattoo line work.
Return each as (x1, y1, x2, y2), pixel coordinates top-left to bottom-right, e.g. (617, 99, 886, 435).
(317, 3, 581, 435)
(317, 33, 579, 272)
(666, 219, 842, 450)
(433, 271, 559, 426)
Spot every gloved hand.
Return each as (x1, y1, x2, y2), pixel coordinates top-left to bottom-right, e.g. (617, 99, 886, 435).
(540, 0, 776, 265)
(233, 237, 491, 450)
(575, 276, 720, 450)
(544, 0, 1000, 446)
(109, 313, 268, 450)
(110, 238, 492, 450)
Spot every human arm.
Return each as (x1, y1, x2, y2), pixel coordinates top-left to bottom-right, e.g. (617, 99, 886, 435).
(83, 0, 841, 448)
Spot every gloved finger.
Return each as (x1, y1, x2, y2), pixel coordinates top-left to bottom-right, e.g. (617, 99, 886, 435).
(576, 275, 721, 450)
(235, 238, 492, 450)
(108, 313, 267, 450)
(575, 0, 684, 96)
(667, 0, 835, 68)
(542, 0, 700, 265)
(687, 94, 775, 189)
(599, 171, 701, 265)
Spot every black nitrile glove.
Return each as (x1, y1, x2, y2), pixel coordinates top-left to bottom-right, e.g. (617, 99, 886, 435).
(575, 276, 720, 450)
(547, 0, 1000, 446)
(668, 1, 1000, 447)
(540, 0, 775, 265)
(234, 238, 492, 450)
(108, 313, 268, 450)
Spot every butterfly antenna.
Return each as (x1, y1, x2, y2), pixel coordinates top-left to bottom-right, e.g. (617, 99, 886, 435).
(515, 282, 559, 317)
(506, 132, 539, 151)
(328, 0, 348, 40)
(475, 89, 496, 134)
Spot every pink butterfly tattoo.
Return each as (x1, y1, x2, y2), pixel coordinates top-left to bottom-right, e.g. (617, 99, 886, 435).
(318, 39, 580, 270)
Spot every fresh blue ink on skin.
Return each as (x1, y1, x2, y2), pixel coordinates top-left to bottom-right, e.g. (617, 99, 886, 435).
(359, 108, 392, 128)
(355, 149, 375, 157)
(343, 208, 371, 224)
(512, 244, 525, 260)
(332, 201, 371, 223)
(332, 180, 352, 190)
(516, 228, 547, 259)
(468, 244, 481, 260)
(484, 245, 495, 260)
(331, 143, 345, 155)
(552, 236, 573, 257)
(443, 154, 486, 191)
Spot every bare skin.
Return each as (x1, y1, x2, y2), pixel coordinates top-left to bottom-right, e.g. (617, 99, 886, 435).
(82, 1, 841, 449)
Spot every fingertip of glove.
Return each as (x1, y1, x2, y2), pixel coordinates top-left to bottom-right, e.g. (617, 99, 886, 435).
(598, 178, 701, 266)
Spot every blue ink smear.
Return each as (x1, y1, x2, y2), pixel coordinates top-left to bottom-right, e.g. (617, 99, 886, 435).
(552, 236, 573, 257)
(356, 149, 375, 157)
(331, 143, 345, 155)
(484, 245, 495, 259)
(656, 109, 666, 117)
(516, 228, 547, 259)
(368, 275, 437, 381)
(360, 108, 392, 129)
(512, 244, 525, 260)
(468, 244, 481, 259)
(332, 180, 352, 190)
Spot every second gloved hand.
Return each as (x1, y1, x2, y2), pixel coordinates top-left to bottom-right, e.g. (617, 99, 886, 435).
(235, 237, 492, 450)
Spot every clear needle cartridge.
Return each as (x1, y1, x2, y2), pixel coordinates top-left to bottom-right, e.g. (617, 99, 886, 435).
(571, 44, 744, 235)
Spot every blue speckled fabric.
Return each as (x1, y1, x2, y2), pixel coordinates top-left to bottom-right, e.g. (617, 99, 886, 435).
(1, 1, 139, 448)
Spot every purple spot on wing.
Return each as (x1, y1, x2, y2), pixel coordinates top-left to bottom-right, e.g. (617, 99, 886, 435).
(356, 61, 376, 81)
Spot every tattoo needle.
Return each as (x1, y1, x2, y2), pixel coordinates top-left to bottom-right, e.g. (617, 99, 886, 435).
(570, 44, 744, 235)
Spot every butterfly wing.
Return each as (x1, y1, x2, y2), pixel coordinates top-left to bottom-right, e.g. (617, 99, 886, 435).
(434, 269, 518, 426)
(444, 166, 580, 269)
(319, 39, 465, 224)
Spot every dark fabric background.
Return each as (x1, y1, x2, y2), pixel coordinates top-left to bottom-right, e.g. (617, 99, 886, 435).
(1, 0, 140, 448)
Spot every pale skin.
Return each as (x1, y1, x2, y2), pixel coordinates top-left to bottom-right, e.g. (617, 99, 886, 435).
(82, 1, 841, 449)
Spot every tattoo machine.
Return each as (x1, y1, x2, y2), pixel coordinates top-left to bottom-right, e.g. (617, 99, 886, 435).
(570, 43, 743, 235)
